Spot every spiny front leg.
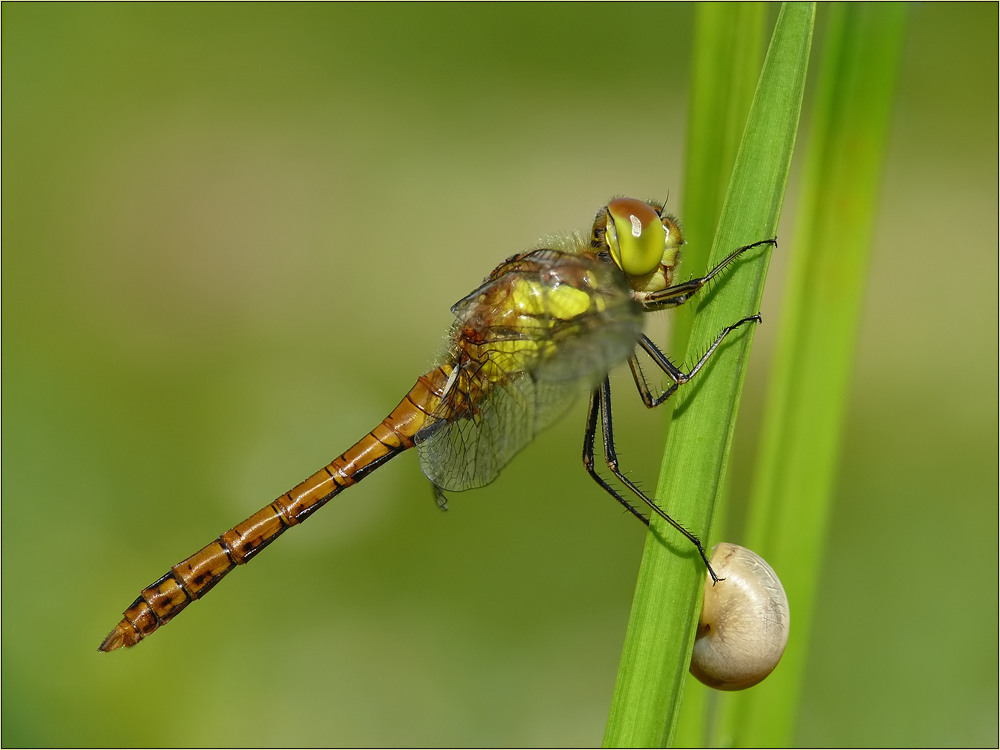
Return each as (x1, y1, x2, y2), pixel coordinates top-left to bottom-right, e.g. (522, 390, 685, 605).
(640, 239, 777, 310)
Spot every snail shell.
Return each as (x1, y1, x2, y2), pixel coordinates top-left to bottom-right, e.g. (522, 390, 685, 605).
(690, 542, 790, 690)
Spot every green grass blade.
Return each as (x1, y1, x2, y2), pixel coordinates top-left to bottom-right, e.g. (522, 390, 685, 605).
(602, 5, 814, 747)
(670, 6, 767, 744)
(675, 2, 767, 354)
(718, 5, 909, 745)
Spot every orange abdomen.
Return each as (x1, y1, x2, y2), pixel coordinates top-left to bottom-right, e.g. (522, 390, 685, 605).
(98, 366, 450, 651)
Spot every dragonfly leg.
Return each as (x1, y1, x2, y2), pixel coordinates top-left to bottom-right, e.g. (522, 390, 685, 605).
(626, 352, 663, 409)
(642, 238, 777, 310)
(583, 377, 720, 581)
(629, 315, 762, 408)
(582, 385, 648, 524)
(432, 483, 450, 510)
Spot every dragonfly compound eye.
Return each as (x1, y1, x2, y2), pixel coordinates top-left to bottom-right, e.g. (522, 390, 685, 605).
(605, 197, 667, 278)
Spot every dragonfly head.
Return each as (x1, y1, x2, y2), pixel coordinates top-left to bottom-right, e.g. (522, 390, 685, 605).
(594, 197, 684, 293)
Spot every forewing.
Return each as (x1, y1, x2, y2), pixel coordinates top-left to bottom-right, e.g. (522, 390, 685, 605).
(417, 249, 641, 492)
(417, 371, 570, 492)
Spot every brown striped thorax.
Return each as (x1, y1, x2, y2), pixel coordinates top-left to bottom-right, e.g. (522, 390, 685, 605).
(99, 196, 771, 652)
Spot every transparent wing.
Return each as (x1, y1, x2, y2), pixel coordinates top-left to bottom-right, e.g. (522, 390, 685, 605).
(417, 371, 565, 492)
(416, 249, 642, 492)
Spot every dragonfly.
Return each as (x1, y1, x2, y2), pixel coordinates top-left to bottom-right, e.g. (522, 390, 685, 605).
(98, 197, 774, 652)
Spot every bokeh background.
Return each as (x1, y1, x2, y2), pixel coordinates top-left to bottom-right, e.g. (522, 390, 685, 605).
(3, 4, 996, 747)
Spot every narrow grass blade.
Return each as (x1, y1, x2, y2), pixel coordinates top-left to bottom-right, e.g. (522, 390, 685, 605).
(674, 2, 767, 355)
(670, 6, 767, 743)
(715, 5, 909, 746)
(603, 5, 814, 747)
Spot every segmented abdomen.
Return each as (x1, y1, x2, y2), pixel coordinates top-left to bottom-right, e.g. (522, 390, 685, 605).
(98, 366, 450, 651)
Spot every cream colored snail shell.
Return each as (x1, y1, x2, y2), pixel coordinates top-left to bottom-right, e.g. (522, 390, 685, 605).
(690, 542, 790, 691)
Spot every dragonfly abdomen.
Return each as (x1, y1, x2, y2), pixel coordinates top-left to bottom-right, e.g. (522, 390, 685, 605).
(98, 367, 450, 651)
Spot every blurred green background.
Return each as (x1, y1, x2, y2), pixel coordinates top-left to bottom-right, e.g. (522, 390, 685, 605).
(2, 4, 996, 747)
